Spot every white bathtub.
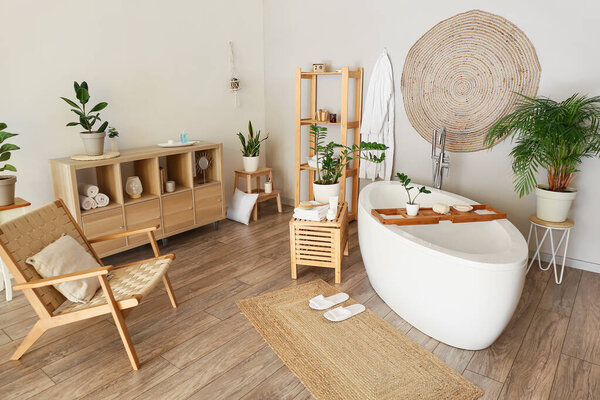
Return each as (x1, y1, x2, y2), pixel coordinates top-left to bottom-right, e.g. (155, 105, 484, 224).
(358, 181, 527, 350)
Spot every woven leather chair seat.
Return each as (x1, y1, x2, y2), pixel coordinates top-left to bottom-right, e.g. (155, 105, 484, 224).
(55, 256, 172, 315)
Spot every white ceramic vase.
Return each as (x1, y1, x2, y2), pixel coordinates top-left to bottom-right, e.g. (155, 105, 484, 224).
(535, 185, 577, 222)
(125, 176, 143, 199)
(80, 132, 106, 156)
(313, 182, 340, 204)
(242, 156, 259, 172)
(406, 202, 420, 217)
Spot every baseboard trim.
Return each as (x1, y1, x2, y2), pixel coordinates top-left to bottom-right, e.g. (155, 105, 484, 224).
(531, 251, 600, 274)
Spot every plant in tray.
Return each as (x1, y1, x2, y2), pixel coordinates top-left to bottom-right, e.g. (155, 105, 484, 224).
(61, 81, 110, 156)
(237, 120, 268, 172)
(485, 93, 600, 222)
(310, 124, 388, 203)
(396, 172, 431, 216)
(0, 122, 20, 206)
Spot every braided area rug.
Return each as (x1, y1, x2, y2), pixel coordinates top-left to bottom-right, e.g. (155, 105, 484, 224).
(401, 9, 541, 152)
(237, 279, 482, 400)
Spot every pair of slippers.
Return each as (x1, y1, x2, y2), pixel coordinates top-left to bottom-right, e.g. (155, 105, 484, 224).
(309, 292, 365, 322)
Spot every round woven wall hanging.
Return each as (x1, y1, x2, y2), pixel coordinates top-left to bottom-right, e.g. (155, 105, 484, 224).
(401, 9, 541, 152)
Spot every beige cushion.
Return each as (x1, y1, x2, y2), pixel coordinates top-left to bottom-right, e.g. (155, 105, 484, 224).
(26, 234, 101, 303)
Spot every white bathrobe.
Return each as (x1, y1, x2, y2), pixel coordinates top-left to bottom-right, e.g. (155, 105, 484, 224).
(359, 49, 394, 181)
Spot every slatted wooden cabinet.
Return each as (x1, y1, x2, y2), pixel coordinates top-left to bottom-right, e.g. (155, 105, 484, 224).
(50, 142, 225, 257)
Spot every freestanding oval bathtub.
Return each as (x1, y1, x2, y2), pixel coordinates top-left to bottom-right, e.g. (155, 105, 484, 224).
(358, 181, 527, 350)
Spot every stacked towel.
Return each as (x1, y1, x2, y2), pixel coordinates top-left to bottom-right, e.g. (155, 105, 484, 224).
(293, 204, 329, 221)
(94, 193, 109, 207)
(78, 183, 99, 198)
(79, 195, 97, 211)
(78, 183, 110, 210)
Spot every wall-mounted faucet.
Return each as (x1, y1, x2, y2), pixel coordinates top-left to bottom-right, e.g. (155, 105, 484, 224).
(431, 127, 450, 189)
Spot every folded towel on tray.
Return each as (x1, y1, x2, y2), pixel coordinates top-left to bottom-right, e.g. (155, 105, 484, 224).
(78, 183, 99, 198)
(293, 204, 329, 221)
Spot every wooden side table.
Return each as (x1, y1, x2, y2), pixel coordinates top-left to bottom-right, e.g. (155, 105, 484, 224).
(0, 198, 31, 301)
(527, 214, 573, 284)
(289, 202, 349, 284)
(233, 168, 282, 221)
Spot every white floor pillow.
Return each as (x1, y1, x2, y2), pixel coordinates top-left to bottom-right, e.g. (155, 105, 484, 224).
(227, 188, 259, 225)
(26, 235, 102, 303)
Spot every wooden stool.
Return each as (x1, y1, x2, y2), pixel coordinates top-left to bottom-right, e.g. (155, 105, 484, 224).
(289, 202, 349, 284)
(0, 198, 31, 301)
(527, 214, 574, 284)
(233, 168, 282, 221)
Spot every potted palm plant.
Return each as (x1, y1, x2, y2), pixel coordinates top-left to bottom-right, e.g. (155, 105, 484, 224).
(485, 93, 600, 222)
(0, 122, 19, 206)
(237, 120, 268, 172)
(396, 172, 431, 216)
(310, 124, 388, 203)
(61, 81, 109, 156)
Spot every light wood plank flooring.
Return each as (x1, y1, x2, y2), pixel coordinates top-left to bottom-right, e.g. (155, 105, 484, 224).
(0, 203, 598, 399)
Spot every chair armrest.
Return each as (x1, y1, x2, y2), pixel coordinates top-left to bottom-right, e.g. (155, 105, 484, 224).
(88, 225, 159, 243)
(13, 266, 113, 290)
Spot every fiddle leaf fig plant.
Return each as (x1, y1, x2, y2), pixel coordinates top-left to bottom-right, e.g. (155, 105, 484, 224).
(61, 81, 109, 133)
(0, 123, 19, 172)
(309, 124, 388, 184)
(237, 120, 268, 157)
(396, 172, 430, 204)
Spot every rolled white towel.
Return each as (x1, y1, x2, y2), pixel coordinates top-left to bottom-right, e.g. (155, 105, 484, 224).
(94, 193, 109, 207)
(78, 183, 99, 198)
(79, 195, 97, 211)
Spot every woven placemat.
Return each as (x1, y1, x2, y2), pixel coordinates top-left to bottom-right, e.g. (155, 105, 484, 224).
(401, 9, 541, 152)
(70, 151, 120, 161)
(237, 279, 482, 400)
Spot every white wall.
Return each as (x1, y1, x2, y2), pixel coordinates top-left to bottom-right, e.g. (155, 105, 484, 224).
(0, 0, 265, 206)
(263, 0, 600, 268)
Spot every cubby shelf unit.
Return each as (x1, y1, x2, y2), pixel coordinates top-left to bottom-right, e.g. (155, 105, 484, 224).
(50, 142, 225, 257)
(294, 67, 363, 221)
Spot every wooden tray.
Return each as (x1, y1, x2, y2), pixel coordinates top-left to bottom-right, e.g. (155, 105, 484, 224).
(371, 204, 506, 226)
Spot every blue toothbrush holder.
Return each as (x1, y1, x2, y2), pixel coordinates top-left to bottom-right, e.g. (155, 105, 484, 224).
(180, 132, 188, 144)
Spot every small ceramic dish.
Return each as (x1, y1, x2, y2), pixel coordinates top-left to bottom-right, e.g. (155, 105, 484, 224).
(453, 204, 473, 212)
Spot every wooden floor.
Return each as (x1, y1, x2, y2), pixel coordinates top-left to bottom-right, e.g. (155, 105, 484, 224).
(0, 203, 598, 399)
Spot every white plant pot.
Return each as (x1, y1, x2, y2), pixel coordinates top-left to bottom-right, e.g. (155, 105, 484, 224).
(80, 132, 106, 156)
(242, 156, 259, 172)
(535, 185, 577, 222)
(313, 182, 340, 204)
(406, 202, 420, 217)
(0, 175, 16, 206)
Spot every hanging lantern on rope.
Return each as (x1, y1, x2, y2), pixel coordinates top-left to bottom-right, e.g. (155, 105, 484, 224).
(229, 41, 240, 107)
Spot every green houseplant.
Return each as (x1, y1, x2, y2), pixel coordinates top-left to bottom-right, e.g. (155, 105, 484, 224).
(310, 124, 388, 203)
(61, 81, 109, 156)
(485, 93, 600, 222)
(396, 172, 431, 216)
(237, 120, 268, 172)
(0, 122, 20, 206)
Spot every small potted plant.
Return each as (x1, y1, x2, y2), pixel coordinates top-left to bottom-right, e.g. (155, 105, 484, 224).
(485, 93, 600, 222)
(396, 172, 431, 216)
(107, 126, 119, 152)
(237, 120, 268, 172)
(61, 81, 109, 156)
(0, 122, 19, 206)
(310, 124, 388, 203)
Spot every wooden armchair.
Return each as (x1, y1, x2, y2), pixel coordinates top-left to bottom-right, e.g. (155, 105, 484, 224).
(0, 199, 178, 370)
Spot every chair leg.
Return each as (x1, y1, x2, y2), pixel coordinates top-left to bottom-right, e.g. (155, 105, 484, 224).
(11, 320, 48, 360)
(98, 275, 140, 370)
(162, 273, 178, 308)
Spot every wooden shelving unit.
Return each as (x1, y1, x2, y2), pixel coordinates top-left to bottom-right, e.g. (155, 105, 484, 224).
(50, 142, 225, 257)
(294, 67, 363, 221)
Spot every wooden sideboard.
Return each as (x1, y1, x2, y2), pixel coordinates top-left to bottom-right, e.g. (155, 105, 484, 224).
(50, 142, 225, 257)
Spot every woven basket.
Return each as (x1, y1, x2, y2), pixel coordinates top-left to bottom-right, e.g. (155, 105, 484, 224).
(401, 9, 541, 152)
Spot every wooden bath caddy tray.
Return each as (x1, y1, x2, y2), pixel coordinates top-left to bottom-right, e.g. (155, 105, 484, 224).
(371, 205, 506, 226)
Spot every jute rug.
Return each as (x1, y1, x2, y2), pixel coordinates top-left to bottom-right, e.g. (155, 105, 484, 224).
(237, 279, 482, 400)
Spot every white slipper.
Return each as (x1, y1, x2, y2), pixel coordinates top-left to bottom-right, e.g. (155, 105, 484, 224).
(309, 293, 350, 310)
(323, 304, 366, 322)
